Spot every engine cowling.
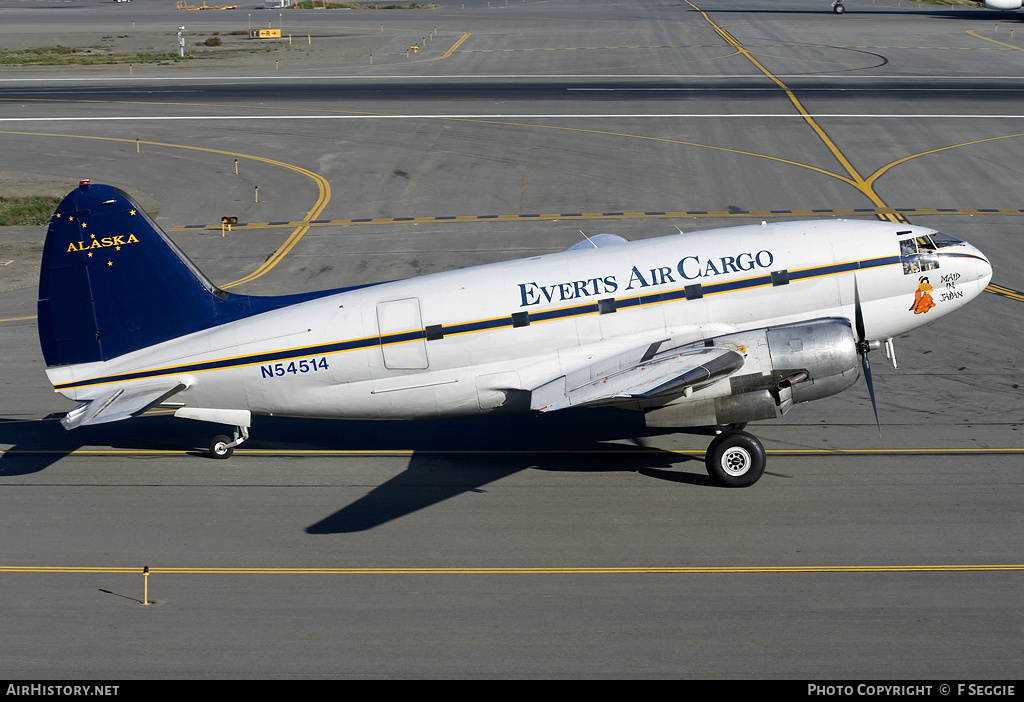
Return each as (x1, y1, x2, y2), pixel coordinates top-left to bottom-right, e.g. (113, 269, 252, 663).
(645, 318, 860, 428)
(765, 319, 860, 407)
(983, 0, 1023, 10)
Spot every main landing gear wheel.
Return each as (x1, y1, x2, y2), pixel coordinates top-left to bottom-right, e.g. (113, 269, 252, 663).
(833, 2, 845, 13)
(705, 430, 766, 487)
(209, 435, 234, 459)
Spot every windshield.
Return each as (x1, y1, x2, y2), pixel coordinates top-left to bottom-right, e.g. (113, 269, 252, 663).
(928, 231, 964, 248)
(902, 231, 964, 254)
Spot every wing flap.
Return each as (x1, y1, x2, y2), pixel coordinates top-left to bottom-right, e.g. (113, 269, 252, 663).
(531, 345, 744, 412)
(61, 382, 187, 430)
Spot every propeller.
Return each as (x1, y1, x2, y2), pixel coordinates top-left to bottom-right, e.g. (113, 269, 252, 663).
(853, 277, 881, 435)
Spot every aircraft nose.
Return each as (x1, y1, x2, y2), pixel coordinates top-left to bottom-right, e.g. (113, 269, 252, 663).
(972, 244, 993, 287)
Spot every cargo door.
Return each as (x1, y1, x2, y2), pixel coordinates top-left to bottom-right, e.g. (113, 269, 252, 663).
(376, 298, 428, 370)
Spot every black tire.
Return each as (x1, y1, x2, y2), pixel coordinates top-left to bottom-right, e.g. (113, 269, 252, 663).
(209, 435, 234, 459)
(705, 431, 766, 487)
(833, 3, 845, 14)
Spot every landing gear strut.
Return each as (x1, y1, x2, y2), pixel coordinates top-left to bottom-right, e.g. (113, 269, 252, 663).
(704, 430, 766, 487)
(209, 425, 248, 459)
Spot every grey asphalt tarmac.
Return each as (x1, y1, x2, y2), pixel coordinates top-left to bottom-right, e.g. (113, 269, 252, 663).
(0, 0, 1022, 679)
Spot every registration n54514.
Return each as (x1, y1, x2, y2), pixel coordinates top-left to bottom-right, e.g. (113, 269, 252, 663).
(260, 357, 329, 378)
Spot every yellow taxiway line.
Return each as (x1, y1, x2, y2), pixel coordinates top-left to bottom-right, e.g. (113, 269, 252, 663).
(2, 564, 1023, 575)
(2, 447, 1023, 458)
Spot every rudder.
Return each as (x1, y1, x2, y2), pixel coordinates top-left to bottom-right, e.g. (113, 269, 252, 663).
(37, 181, 247, 367)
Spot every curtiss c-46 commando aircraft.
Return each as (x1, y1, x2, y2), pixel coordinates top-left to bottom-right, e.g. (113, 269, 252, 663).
(38, 182, 991, 486)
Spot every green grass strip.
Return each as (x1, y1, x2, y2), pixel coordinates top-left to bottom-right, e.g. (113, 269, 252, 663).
(0, 197, 61, 226)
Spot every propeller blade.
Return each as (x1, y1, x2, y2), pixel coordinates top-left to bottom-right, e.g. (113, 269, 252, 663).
(854, 275, 881, 434)
(862, 351, 881, 436)
(854, 275, 867, 342)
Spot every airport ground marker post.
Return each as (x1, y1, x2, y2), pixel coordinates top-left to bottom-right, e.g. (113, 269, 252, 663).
(141, 566, 150, 606)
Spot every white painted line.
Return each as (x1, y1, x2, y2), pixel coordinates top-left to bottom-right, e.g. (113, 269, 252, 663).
(1, 74, 1024, 83)
(568, 87, 1024, 92)
(1, 114, 1023, 122)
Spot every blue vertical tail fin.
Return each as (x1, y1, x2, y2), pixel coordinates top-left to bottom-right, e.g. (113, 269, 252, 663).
(38, 182, 252, 367)
(38, 181, 351, 368)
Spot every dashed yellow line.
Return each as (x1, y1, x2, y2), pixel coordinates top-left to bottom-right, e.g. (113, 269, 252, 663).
(173, 207, 1024, 231)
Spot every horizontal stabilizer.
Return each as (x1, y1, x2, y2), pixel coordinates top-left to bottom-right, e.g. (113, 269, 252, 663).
(531, 345, 744, 413)
(61, 382, 186, 430)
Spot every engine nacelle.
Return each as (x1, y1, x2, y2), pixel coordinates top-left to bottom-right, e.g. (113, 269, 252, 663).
(983, 0, 1023, 9)
(645, 318, 860, 428)
(765, 319, 860, 406)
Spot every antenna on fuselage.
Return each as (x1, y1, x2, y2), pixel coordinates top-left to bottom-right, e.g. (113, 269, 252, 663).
(578, 230, 596, 248)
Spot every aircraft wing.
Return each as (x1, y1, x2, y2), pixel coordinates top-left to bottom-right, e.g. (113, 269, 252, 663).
(530, 342, 744, 413)
(61, 381, 187, 430)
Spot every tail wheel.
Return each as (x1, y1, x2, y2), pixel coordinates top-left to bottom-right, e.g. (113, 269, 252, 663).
(209, 435, 234, 459)
(705, 431, 766, 487)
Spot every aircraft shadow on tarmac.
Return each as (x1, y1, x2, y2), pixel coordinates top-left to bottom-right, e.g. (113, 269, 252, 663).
(0, 408, 714, 533)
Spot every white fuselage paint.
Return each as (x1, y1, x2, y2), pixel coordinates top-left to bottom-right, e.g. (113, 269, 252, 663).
(46, 220, 992, 421)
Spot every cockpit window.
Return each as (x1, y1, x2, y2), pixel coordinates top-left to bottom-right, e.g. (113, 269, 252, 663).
(928, 231, 964, 248)
(899, 232, 963, 257)
(899, 236, 940, 275)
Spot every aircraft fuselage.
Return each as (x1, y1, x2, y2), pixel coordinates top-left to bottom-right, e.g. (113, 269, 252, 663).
(46, 219, 991, 423)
